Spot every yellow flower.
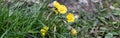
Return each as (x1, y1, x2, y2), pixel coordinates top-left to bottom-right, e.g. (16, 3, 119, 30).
(53, 1, 61, 8)
(71, 28, 77, 35)
(40, 26, 49, 36)
(57, 5, 67, 14)
(53, 1, 67, 14)
(41, 33, 45, 36)
(66, 13, 75, 22)
(40, 29, 47, 36)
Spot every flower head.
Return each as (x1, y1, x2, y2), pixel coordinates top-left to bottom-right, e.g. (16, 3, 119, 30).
(66, 13, 75, 22)
(53, 1, 67, 14)
(53, 1, 61, 8)
(71, 28, 77, 35)
(40, 26, 49, 36)
(40, 29, 47, 36)
(57, 5, 67, 14)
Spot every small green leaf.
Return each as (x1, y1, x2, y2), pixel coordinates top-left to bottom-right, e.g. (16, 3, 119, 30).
(110, 32, 118, 35)
(97, 36, 102, 38)
(99, 27, 107, 32)
(105, 33, 113, 38)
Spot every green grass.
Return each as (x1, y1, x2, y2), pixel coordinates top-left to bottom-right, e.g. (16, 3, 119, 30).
(0, 0, 120, 38)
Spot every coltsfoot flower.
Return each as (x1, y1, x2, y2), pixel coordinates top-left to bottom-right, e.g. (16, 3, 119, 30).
(57, 5, 67, 14)
(53, 1, 67, 14)
(66, 13, 75, 22)
(53, 1, 61, 8)
(40, 29, 47, 36)
(40, 26, 49, 36)
(71, 28, 77, 35)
